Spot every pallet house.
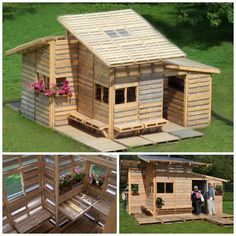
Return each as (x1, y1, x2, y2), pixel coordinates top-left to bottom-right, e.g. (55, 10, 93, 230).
(120, 155, 227, 219)
(6, 9, 220, 140)
(3, 155, 117, 233)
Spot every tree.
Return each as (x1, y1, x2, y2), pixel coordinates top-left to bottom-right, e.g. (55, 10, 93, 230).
(178, 3, 233, 27)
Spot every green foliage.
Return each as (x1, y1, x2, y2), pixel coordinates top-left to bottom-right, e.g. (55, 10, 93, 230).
(5, 173, 23, 196)
(223, 193, 233, 202)
(184, 155, 233, 182)
(156, 197, 165, 208)
(131, 184, 139, 193)
(178, 3, 233, 27)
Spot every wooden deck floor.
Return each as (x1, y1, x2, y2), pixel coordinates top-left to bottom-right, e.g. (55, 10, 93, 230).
(133, 213, 233, 227)
(62, 215, 102, 233)
(55, 122, 203, 151)
(55, 125, 127, 152)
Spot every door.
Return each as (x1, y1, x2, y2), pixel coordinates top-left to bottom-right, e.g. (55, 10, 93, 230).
(165, 75, 186, 126)
(192, 180, 208, 214)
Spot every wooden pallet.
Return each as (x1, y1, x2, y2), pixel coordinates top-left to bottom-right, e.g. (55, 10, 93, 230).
(68, 112, 108, 137)
(15, 209, 52, 233)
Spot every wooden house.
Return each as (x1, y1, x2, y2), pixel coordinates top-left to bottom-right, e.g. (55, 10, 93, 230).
(120, 155, 227, 218)
(6, 9, 220, 140)
(3, 155, 117, 233)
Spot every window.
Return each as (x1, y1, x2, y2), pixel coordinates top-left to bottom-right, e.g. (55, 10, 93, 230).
(157, 183, 165, 193)
(168, 76, 184, 92)
(95, 84, 109, 104)
(105, 29, 131, 39)
(4, 173, 24, 200)
(166, 183, 173, 193)
(157, 182, 174, 193)
(127, 87, 136, 102)
(131, 184, 139, 194)
(37, 73, 49, 89)
(103, 87, 109, 103)
(56, 77, 66, 88)
(89, 164, 107, 187)
(115, 88, 125, 104)
(115, 86, 137, 104)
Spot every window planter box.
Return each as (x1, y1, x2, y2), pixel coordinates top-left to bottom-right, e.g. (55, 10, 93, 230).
(131, 192, 139, 196)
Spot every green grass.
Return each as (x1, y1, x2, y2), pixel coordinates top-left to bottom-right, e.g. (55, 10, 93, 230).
(3, 3, 233, 152)
(223, 201, 233, 215)
(120, 200, 234, 233)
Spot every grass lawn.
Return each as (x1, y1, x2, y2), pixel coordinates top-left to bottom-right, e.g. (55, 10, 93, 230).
(3, 3, 233, 152)
(120, 200, 234, 233)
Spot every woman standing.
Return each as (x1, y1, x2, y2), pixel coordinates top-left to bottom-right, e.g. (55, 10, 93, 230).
(191, 186, 202, 215)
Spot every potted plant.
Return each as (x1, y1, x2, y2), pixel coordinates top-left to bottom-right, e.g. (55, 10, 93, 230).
(59, 179, 70, 194)
(215, 185, 224, 195)
(131, 184, 139, 196)
(156, 197, 165, 208)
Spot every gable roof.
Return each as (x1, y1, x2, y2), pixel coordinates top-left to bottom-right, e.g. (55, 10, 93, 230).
(138, 155, 210, 166)
(58, 9, 186, 67)
(6, 36, 65, 56)
(164, 57, 220, 74)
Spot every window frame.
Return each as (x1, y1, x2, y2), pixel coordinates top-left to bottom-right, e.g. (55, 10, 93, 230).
(4, 172, 25, 201)
(157, 182, 174, 194)
(95, 83, 109, 104)
(115, 86, 137, 105)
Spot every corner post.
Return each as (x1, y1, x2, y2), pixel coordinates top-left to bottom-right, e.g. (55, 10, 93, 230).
(108, 68, 115, 139)
(153, 165, 157, 217)
(49, 40, 56, 128)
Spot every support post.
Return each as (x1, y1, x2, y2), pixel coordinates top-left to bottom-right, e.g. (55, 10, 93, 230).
(184, 74, 189, 127)
(49, 40, 56, 128)
(128, 168, 131, 214)
(54, 156, 60, 228)
(153, 165, 157, 217)
(108, 68, 115, 139)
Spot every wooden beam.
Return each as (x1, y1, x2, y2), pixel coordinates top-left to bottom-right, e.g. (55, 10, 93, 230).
(54, 156, 60, 227)
(49, 40, 56, 128)
(108, 68, 115, 139)
(128, 168, 131, 214)
(153, 166, 157, 217)
(184, 73, 189, 127)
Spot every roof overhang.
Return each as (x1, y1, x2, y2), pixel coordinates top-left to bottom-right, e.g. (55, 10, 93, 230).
(138, 155, 210, 167)
(6, 36, 65, 56)
(191, 172, 228, 183)
(163, 57, 220, 74)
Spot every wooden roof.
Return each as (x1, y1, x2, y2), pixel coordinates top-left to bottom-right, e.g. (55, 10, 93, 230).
(164, 57, 220, 74)
(191, 172, 228, 182)
(6, 36, 65, 56)
(138, 155, 209, 166)
(58, 9, 186, 67)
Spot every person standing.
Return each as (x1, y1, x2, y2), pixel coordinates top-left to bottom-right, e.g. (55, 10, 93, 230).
(122, 190, 128, 209)
(191, 186, 202, 215)
(207, 183, 216, 215)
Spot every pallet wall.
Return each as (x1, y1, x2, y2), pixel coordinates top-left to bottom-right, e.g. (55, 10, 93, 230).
(129, 169, 146, 213)
(3, 156, 44, 228)
(186, 73, 212, 128)
(54, 34, 79, 126)
(113, 63, 164, 127)
(167, 82, 185, 127)
(21, 51, 36, 120)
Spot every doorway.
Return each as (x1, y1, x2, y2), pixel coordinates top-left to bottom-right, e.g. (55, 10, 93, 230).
(192, 180, 208, 214)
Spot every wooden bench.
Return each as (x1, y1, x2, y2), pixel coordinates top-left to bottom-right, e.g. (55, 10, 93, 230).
(59, 192, 99, 221)
(68, 112, 108, 137)
(142, 118, 168, 128)
(14, 209, 52, 233)
(157, 207, 193, 215)
(114, 122, 144, 133)
(141, 205, 153, 216)
(114, 118, 168, 133)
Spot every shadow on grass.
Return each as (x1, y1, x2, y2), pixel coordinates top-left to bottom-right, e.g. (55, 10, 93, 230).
(212, 111, 233, 127)
(142, 8, 232, 50)
(3, 3, 37, 21)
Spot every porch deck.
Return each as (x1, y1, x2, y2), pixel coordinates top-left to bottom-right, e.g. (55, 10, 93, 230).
(55, 121, 203, 151)
(133, 213, 233, 227)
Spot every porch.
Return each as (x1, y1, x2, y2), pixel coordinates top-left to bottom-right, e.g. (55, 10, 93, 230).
(133, 212, 233, 227)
